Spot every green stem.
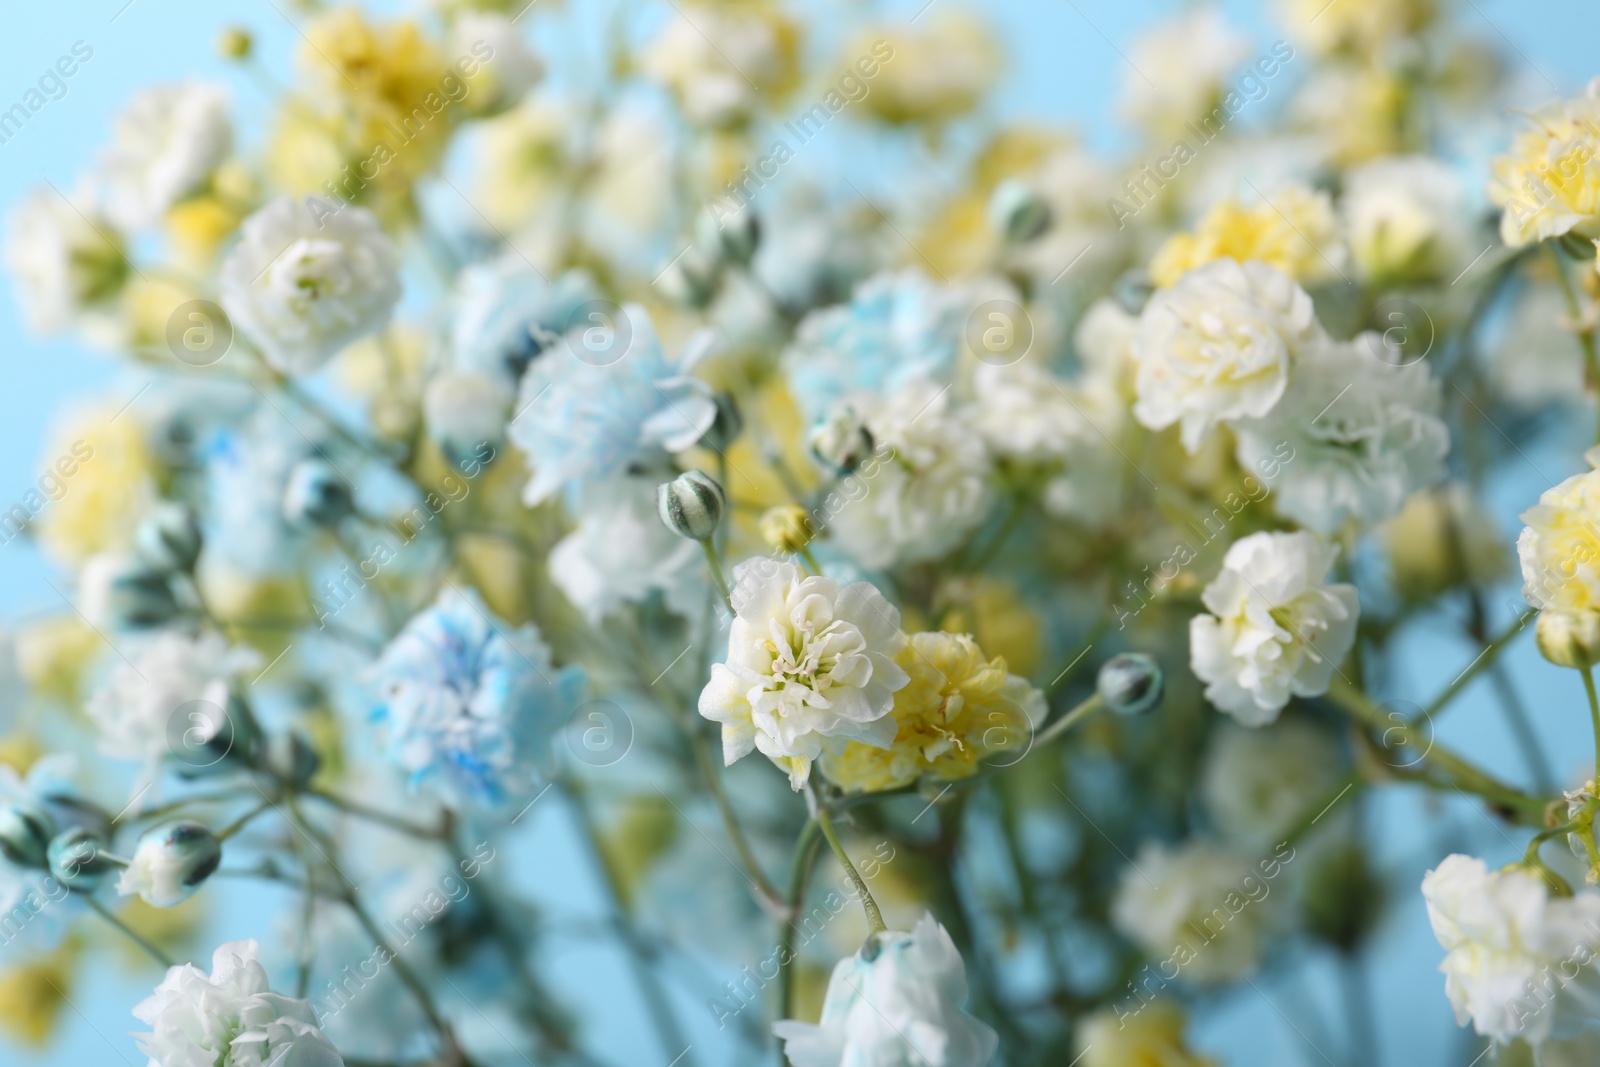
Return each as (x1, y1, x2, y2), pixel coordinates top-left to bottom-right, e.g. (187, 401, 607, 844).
(1584, 667, 1600, 785)
(701, 539, 734, 613)
(305, 788, 446, 841)
(84, 895, 174, 968)
(1030, 692, 1105, 752)
(216, 800, 274, 841)
(776, 820, 824, 1032)
(1546, 243, 1600, 443)
(1419, 610, 1535, 724)
(690, 728, 788, 915)
(816, 809, 885, 934)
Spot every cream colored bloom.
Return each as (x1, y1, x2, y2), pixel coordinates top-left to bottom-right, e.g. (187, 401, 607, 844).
(1149, 186, 1344, 289)
(31, 406, 156, 567)
(1077, 1000, 1217, 1067)
(1283, 0, 1435, 55)
(1121, 8, 1251, 138)
(851, 14, 995, 126)
(698, 560, 910, 790)
(4, 186, 128, 338)
(1489, 81, 1600, 248)
(642, 3, 799, 128)
(1190, 531, 1359, 726)
(1133, 258, 1321, 453)
(1344, 155, 1470, 284)
(99, 82, 232, 230)
(1518, 449, 1600, 615)
(1200, 718, 1340, 847)
(822, 632, 1044, 793)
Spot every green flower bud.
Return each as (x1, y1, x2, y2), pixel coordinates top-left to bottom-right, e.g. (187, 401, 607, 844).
(0, 802, 56, 869)
(1097, 653, 1163, 716)
(654, 245, 720, 309)
(47, 827, 118, 891)
(123, 822, 223, 907)
(696, 201, 761, 267)
(135, 502, 203, 574)
(657, 470, 726, 541)
(988, 179, 1052, 244)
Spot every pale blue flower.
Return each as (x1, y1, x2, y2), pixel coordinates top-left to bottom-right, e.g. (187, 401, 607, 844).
(507, 303, 716, 505)
(366, 586, 585, 810)
(781, 269, 970, 421)
(451, 256, 601, 388)
(203, 409, 314, 574)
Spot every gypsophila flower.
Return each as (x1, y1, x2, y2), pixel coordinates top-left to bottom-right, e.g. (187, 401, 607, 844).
(774, 913, 998, 1067)
(4, 185, 128, 338)
(133, 939, 345, 1067)
(1076, 1000, 1216, 1067)
(1200, 718, 1341, 847)
(698, 559, 909, 790)
(118, 822, 222, 908)
(1235, 332, 1448, 534)
(367, 585, 584, 809)
(1132, 258, 1322, 454)
(1120, 7, 1251, 136)
(1190, 531, 1359, 726)
(1344, 155, 1470, 284)
(450, 258, 599, 388)
(1518, 449, 1600, 615)
(1489, 80, 1600, 248)
(219, 196, 401, 376)
(1150, 186, 1344, 289)
(547, 476, 705, 625)
(99, 82, 232, 230)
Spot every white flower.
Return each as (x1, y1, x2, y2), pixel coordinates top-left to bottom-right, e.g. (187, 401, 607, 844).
(220, 196, 401, 376)
(118, 822, 222, 908)
(1132, 259, 1321, 453)
(99, 82, 232, 230)
(1111, 839, 1277, 984)
(133, 939, 346, 1067)
(1343, 155, 1470, 284)
(422, 370, 512, 464)
(774, 913, 998, 1067)
(1235, 333, 1449, 534)
(1423, 854, 1600, 1047)
(4, 185, 128, 336)
(828, 379, 994, 570)
(85, 632, 262, 764)
(1120, 7, 1252, 134)
(698, 559, 910, 790)
(1200, 718, 1341, 847)
(1518, 450, 1600, 615)
(453, 13, 543, 114)
(641, 5, 791, 128)
(1190, 531, 1359, 726)
(548, 476, 706, 625)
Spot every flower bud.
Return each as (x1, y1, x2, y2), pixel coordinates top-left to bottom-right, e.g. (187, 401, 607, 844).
(217, 27, 252, 60)
(118, 822, 223, 908)
(283, 459, 354, 526)
(654, 245, 720, 309)
(424, 370, 511, 469)
(0, 802, 55, 869)
(1537, 610, 1600, 670)
(657, 470, 725, 541)
(135, 502, 203, 574)
(760, 505, 815, 554)
(696, 201, 761, 266)
(81, 554, 179, 629)
(988, 179, 1052, 244)
(700, 392, 743, 452)
(47, 827, 119, 892)
(264, 730, 322, 789)
(1097, 653, 1163, 716)
(811, 407, 875, 474)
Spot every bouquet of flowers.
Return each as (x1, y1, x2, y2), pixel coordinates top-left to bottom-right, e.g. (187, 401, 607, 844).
(2, 1, 1600, 1065)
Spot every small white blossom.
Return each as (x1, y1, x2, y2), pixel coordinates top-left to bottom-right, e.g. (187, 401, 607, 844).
(548, 476, 706, 625)
(85, 632, 262, 764)
(99, 82, 232, 230)
(1120, 8, 1252, 134)
(118, 822, 222, 908)
(220, 196, 401, 376)
(1343, 155, 1471, 284)
(4, 185, 128, 337)
(1132, 258, 1321, 453)
(698, 559, 909, 790)
(133, 939, 345, 1067)
(1200, 718, 1342, 847)
(1190, 531, 1359, 726)
(774, 913, 998, 1067)
(452, 14, 543, 114)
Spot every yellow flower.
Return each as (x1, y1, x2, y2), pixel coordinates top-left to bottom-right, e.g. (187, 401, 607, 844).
(851, 13, 997, 126)
(475, 97, 573, 231)
(822, 632, 1045, 793)
(1295, 64, 1409, 165)
(15, 616, 100, 706)
(1077, 999, 1217, 1067)
(120, 276, 198, 362)
(165, 196, 245, 271)
(1518, 450, 1600, 615)
(1283, 0, 1435, 56)
(0, 946, 78, 1046)
(1383, 485, 1508, 603)
(1488, 82, 1600, 248)
(32, 404, 158, 566)
(1149, 186, 1342, 288)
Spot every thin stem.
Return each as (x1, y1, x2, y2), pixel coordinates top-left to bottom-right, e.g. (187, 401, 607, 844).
(816, 809, 885, 934)
(1419, 610, 1535, 724)
(701, 539, 734, 613)
(1584, 667, 1600, 783)
(799, 546, 824, 577)
(776, 820, 824, 1028)
(84, 895, 174, 968)
(1030, 692, 1106, 752)
(1546, 243, 1600, 442)
(1488, 660, 1555, 793)
(305, 788, 446, 841)
(1339, 952, 1379, 1067)
(216, 801, 274, 841)
(690, 728, 788, 916)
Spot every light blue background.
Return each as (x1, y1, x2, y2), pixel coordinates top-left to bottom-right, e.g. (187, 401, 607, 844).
(3, 1, 1600, 1065)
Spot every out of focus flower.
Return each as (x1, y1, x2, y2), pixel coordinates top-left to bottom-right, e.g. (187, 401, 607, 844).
(367, 586, 585, 809)
(451, 258, 599, 388)
(4, 186, 128, 338)
(754, 204, 876, 314)
(698, 559, 909, 790)
(118, 822, 222, 908)
(507, 305, 716, 505)
(774, 913, 997, 1067)
(32, 404, 156, 567)
(1489, 81, 1600, 248)
(1133, 259, 1321, 453)
(85, 631, 261, 765)
(98, 82, 232, 230)
(1201, 718, 1341, 847)
(219, 196, 401, 376)
(1121, 8, 1251, 138)
(642, 3, 800, 129)
(453, 13, 543, 117)
(204, 410, 315, 575)
(1291, 64, 1408, 166)
(829, 379, 994, 570)
(1149, 187, 1344, 289)
(823, 631, 1045, 793)
(1076, 1000, 1216, 1067)
(1383, 485, 1508, 602)
(1283, 0, 1436, 55)
(850, 15, 995, 126)
(1518, 449, 1600, 616)
(1422, 854, 1600, 1047)
(1488, 284, 1590, 410)
(1111, 838, 1278, 984)
(423, 370, 512, 467)
(1344, 155, 1470, 285)
(133, 939, 346, 1067)
(1236, 332, 1448, 534)
(1190, 531, 1359, 726)
(548, 476, 704, 625)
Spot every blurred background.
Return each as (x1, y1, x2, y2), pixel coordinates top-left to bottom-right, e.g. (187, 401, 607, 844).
(3, 1, 1600, 1064)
